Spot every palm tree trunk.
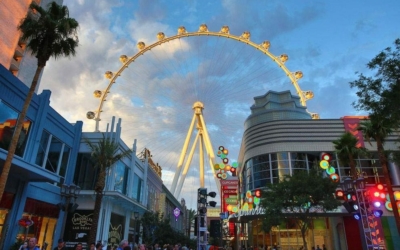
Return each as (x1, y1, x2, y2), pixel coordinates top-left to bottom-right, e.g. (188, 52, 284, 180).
(376, 138, 400, 235)
(88, 168, 106, 244)
(0, 65, 43, 200)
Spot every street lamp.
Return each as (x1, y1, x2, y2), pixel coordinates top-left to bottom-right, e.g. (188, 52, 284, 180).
(59, 183, 81, 239)
(133, 212, 139, 244)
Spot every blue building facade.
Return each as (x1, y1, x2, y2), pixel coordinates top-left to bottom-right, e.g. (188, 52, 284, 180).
(0, 64, 83, 249)
(0, 64, 187, 249)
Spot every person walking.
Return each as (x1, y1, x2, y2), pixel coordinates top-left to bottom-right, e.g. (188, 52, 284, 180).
(53, 239, 66, 250)
(24, 238, 40, 250)
(118, 240, 129, 250)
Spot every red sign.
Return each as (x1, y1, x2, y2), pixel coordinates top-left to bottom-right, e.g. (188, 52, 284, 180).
(220, 180, 238, 186)
(223, 189, 237, 194)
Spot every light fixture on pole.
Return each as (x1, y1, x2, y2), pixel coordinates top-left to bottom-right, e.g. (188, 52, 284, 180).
(58, 183, 81, 239)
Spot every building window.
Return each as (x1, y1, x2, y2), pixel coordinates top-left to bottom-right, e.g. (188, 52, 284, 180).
(74, 153, 97, 190)
(0, 99, 32, 157)
(45, 136, 63, 173)
(35, 131, 70, 179)
(114, 161, 129, 195)
(35, 131, 50, 167)
(132, 174, 142, 202)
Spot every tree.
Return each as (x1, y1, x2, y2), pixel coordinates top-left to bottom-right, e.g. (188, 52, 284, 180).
(350, 38, 400, 126)
(350, 38, 400, 235)
(187, 208, 196, 236)
(0, 2, 79, 200)
(85, 134, 132, 244)
(332, 132, 366, 179)
(358, 119, 400, 234)
(140, 211, 195, 247)
(260, 169, 340, 250)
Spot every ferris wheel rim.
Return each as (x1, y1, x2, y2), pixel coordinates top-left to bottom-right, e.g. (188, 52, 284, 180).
(88, 24, 318, 128)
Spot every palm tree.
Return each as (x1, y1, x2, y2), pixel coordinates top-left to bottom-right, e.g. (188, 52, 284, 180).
(332, 132, 366, 180)
(85, 134, 132, 244)
(0, 2, 79, 200)
(187, 208, 196, 236)
(358, 118, 400, 234)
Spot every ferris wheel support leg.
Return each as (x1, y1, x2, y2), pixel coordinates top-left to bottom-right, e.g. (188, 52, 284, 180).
(198, 114, 220, 189)
(175, 131, 200, 198)
(95, 118, 100, 132)
(199, 132, 205, 187)
(171, 113, 197, 194)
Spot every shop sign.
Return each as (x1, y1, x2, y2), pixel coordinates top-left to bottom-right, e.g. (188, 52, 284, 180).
(64, 210, 93, 249)
(225, 198, 238, 204)
(108, 213, 125, 248)
(229, 206, 344, 220)
(223, 189, 237, 194)
(220, 180, 238, 186)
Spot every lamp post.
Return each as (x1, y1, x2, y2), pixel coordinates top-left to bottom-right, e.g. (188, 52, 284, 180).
(133, 212, 139, 245)
(59, 183, 81, 240)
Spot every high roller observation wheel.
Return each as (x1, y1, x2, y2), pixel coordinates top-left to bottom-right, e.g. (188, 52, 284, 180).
(86, 24, 319, 129)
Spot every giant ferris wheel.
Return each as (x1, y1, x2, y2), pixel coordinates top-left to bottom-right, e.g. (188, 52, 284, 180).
(86, 24, 318, 200)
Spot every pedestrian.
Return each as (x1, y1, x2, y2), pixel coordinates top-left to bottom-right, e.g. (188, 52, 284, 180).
(89, 242, 96, 250)
(123, 246, 132, 250)
(96, 243, 103, 250)
(24, 238, 40, 250)
(322, 244, 327, 250)
(19, 241, 28, 250)
(316, 245, 321, 250)
(53, 239, 66, 250)
(75, 243, 83, 250)
(118, 240, 129, 250)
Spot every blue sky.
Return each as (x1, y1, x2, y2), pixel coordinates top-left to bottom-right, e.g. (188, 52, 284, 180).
(39, 0, 400, 208)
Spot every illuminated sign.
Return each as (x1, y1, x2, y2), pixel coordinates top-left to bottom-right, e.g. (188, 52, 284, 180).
(173, 207, 180, 221)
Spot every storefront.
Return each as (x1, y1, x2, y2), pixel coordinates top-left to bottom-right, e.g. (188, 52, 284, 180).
(228, 206, 349, 250)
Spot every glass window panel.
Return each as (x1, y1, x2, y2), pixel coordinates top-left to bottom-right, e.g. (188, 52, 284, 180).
(270, 152, 288, 162)
(254, 178, 269, 188)
(290, 153, 308, 170)
(0, 100, 18, 152)
(59, 146, 70, 178)
(254, 162, 269, 173)
(74, 153, 97, 190)
(123, 167, 129, 195)
(114, 161, 126, 193)
(45, 136, 62, 173)
(0, 100, 32, 157)
(253, 154, 269, 165)
(35, 131, 50, 167)
(15, 119, 31, 157)
(131, 174, 143, 202)
(306, 152, 321, 170)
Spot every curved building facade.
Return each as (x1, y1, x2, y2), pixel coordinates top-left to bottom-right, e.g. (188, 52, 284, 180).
(234, 91, 400, 250)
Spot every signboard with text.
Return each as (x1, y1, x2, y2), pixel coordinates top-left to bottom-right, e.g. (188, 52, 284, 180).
(64, 210, 93, 249)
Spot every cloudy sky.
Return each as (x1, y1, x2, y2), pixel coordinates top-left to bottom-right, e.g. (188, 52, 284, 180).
(39, 0, 400, 208)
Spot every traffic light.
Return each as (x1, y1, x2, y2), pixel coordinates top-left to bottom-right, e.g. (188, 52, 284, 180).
(198, 188, 208, 215)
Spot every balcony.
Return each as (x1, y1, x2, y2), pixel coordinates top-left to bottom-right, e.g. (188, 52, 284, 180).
(9, 56, 21, 72)
(14, 42, 26, 57)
